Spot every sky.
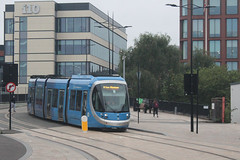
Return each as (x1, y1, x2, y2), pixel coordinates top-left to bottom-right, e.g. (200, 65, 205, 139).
(0, 0, 180, 48)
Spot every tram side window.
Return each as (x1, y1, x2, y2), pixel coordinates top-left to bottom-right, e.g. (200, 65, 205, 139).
(59, 90, 64, 108)
(52, 89, 58, 108)
(92, 87, 104, 112)
(70, 90, 76, 110)
(36, 87, 43, 105)
(47, 89, 52, 108)
(28, 87, 34, 104)
(76, 91, 82, 111)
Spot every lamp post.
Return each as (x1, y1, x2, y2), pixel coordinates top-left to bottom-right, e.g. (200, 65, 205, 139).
(111, 23, 132, 74)
(96, 14, 131, 75)
(166, 1, 213, 132)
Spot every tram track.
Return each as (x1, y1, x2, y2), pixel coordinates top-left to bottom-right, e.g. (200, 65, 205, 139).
(126, 129, 240, 154)
(0, 119, 98, 160)
(114, 130, 239, 160)
(2, 112, 164, 160)
(2, 108, 240, 160)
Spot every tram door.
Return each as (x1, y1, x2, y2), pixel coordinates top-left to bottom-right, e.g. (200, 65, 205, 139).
(82, 91, 88, 117)
(46, 89, 52, 119)
(58, 90, 64, 121)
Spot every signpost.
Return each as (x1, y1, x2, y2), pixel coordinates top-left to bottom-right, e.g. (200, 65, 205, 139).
(6, 82, 16, 130)
(6, 82, 16, 93)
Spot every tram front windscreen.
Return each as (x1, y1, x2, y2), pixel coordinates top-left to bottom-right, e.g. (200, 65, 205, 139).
(92, 83, 129, 113)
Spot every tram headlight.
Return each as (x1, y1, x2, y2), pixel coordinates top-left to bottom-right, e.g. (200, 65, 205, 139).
(126, 113, 130, 119)
(104, 113, 108, 119)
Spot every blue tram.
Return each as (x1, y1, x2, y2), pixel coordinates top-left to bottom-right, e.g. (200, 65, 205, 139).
(27, 75, 130, 130)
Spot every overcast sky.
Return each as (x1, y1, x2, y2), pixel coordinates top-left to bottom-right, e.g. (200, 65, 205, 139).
(1, 0, 180, 48)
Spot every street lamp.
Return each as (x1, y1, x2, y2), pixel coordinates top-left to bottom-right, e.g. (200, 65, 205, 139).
(166, 2, 213, 132)
(96, 13, 131, 75)
(111, 13, 132, 74)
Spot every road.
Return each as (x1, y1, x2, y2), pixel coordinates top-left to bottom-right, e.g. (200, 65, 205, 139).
(0, 103, 240, 160)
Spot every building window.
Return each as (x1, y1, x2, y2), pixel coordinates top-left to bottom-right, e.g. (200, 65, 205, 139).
(227, 19, 238, 37)
(181, 20, 188, 38)
(5, 19, 14, 34)
(209, 19, 220, 37)
(226, 0, 238, 14)
(182, 0, 188, 16)
(56, 17, 90, 32)
(20, 39, 27, 54)
(182, 41, 188, 60)
(227, 62, 238, 71)
(215, 62, 221, 66)
(209, 0, 220, 15)
(227, 40, 238, 58)
(193, 0, 203, 15)
(56, 62, 108, 77)
(19, 62, 27, 83)
(56, 40, 89, 55)
(193, 19, 203, 38)
(193, 41, 203, 54)
(56, 62, 86, 76)
(20, 17, 27, 32)
(5, 41, 13, 55)
(209, 41, 220, 59)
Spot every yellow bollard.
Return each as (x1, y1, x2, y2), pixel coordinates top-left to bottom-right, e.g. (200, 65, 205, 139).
(81, 115, 88, 132)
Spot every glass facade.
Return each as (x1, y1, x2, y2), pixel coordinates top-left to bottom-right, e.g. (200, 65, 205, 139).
(56, 62, 108, 76)
(193, 0, 204, 15)
(55, 17, 127, 75)
(19, 17, 27, 84)
(5, 19, 14, 34)
(192, 19, 203, 38)
(56, 17, 90, 32)
(5, 41, 14, 55)
(227, 40, 238, 58)
(226, 0, 238, 14)
(209, 41, 220, 59)
(56, 40, 89, 55)
(209, 19, 220, 37)
(182, 0, 188, 16)
(90, 18, 127, 51)
(227, 62, 238, 70)
(209, 0, 221, 15)
(227, 19, 238, 37)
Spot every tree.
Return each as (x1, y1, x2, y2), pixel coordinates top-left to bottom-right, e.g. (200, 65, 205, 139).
(120, 33, 182, 99)
(199, 66, 240, 105)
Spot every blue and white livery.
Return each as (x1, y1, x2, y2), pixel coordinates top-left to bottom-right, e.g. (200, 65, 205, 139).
(27, 75, 130, 130)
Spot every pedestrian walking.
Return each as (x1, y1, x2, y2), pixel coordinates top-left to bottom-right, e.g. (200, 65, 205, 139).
(153, 99, 159, 117)
(11, 95, 16, 112)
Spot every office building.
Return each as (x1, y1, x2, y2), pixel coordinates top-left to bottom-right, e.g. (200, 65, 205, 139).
(4, 1, 127, 94)
(180, 0, 240, 71)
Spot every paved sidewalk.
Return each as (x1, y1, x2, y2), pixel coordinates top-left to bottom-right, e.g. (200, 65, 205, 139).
(129, 109, 240, 148)
(0, 104, 239, 159)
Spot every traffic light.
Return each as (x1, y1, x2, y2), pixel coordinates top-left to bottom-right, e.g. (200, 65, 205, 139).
(184, 74, 198, 95)
(3, 64, 18, 86)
